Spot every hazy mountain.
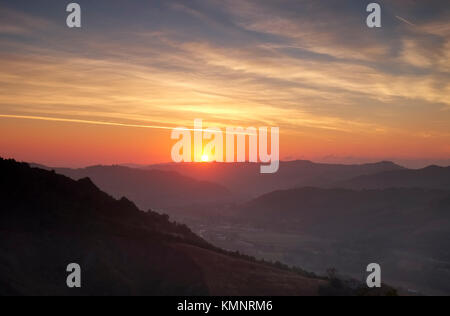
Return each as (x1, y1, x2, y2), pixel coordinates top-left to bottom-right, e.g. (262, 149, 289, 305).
(45, 165, 233, 210)
(148, 160, 404, 198)
(228, 187, 450, 295)
(335, 166, 450, 190)
(0, 158, 333, 296)
(240, 187, 449, 233)
(29, 161, 405, 210)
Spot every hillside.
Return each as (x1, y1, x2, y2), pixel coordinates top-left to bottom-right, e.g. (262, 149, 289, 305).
(335, 166, 450, 190)
(148, 160, 404, 198)
(45, 165, 233, 210)
(230, 187, 450, 295)
(0, 158, 330, 296)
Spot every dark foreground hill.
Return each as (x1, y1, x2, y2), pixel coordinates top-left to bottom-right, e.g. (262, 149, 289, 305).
(0, 158, 333, 296)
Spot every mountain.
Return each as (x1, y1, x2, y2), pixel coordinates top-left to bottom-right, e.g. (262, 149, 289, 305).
(0, 158, 332, 296)
(240, 187, 450, 233)
(44, 165, 232, 211)
(229, 187, 450, 295)
(148, 160, 404, 198)
(335, 166, 450, 190)
(29, 160, 405, 211)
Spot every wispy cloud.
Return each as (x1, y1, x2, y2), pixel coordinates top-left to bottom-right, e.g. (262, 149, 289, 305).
(0, 114, 255, 135)
(395, 15, 416, 27)
(0, 0, 449, 163)
(0, 6, 53, 35)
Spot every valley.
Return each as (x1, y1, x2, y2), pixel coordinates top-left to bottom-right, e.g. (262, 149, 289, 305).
(14, 159, 450, 295)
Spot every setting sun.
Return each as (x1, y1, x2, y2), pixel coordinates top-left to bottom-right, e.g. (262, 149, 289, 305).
(201, 154, 209, 162)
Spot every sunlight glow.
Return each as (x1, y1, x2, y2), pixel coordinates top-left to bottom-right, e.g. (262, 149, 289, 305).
(201, 154, 209, 162)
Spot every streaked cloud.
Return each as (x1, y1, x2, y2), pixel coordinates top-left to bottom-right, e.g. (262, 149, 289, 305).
(395, 16, 416, 27)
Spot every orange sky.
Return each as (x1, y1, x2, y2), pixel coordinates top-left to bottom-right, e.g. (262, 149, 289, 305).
(0, 1, 449, 168)
(1, 115, 448, 168)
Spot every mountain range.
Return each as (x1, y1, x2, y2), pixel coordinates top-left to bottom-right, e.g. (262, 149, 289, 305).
(33, 164, 233, 211)
(36, 160, 407, 209)
(220, 187, 450, 295)
(335, 166, 450, 190)
(148, 160, 405, 198)
(0, 158, 334, 296)
(17, 158, 450, 295)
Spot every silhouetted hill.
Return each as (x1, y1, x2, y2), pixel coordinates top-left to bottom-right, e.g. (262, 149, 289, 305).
(0, 158, 331, 296)
(148, 160, 404, 198)
(241, 187, 449, 232)
(45, 165, 233, 210)
(335, 166, 450, 190)
(234, 187, 450, 294)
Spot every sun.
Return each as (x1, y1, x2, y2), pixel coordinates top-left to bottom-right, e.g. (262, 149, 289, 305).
(201, 154, 209, 162)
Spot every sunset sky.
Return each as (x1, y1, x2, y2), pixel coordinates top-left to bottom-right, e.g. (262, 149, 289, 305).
(0, 0, 449, 168)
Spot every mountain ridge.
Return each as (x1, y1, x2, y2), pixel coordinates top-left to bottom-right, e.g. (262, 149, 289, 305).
(0, 158, 332, 296)
(227, 186, 450, 295)
(146, 160, 406, 198)
(335, 166, 450, 190)
(34, 164, 233, 210)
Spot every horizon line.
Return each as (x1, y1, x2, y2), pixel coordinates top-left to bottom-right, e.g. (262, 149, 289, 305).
(2, 156, 450, 171)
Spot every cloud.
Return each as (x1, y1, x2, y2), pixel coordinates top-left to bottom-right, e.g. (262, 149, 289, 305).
(0, 6, 53, 35)
(0, 0, 449, 154)
(396, 15, 416, 27)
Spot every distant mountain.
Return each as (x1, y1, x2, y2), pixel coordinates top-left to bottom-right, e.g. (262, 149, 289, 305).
(234, 187, 450, 295)
(148, 160, 404, 198)
(44, 165, 233, 210)
(335, 166, 450, 190)
(240, 187, 450, 231)
(0, 158, 333, 296)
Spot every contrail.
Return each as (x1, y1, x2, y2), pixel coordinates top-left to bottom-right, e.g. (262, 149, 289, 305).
(0, 114, 253, 135)
(395, 15, 415, 26)
(0, 114, 184, 131)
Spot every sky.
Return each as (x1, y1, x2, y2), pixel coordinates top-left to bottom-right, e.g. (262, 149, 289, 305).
(0, 0, 449, 168)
